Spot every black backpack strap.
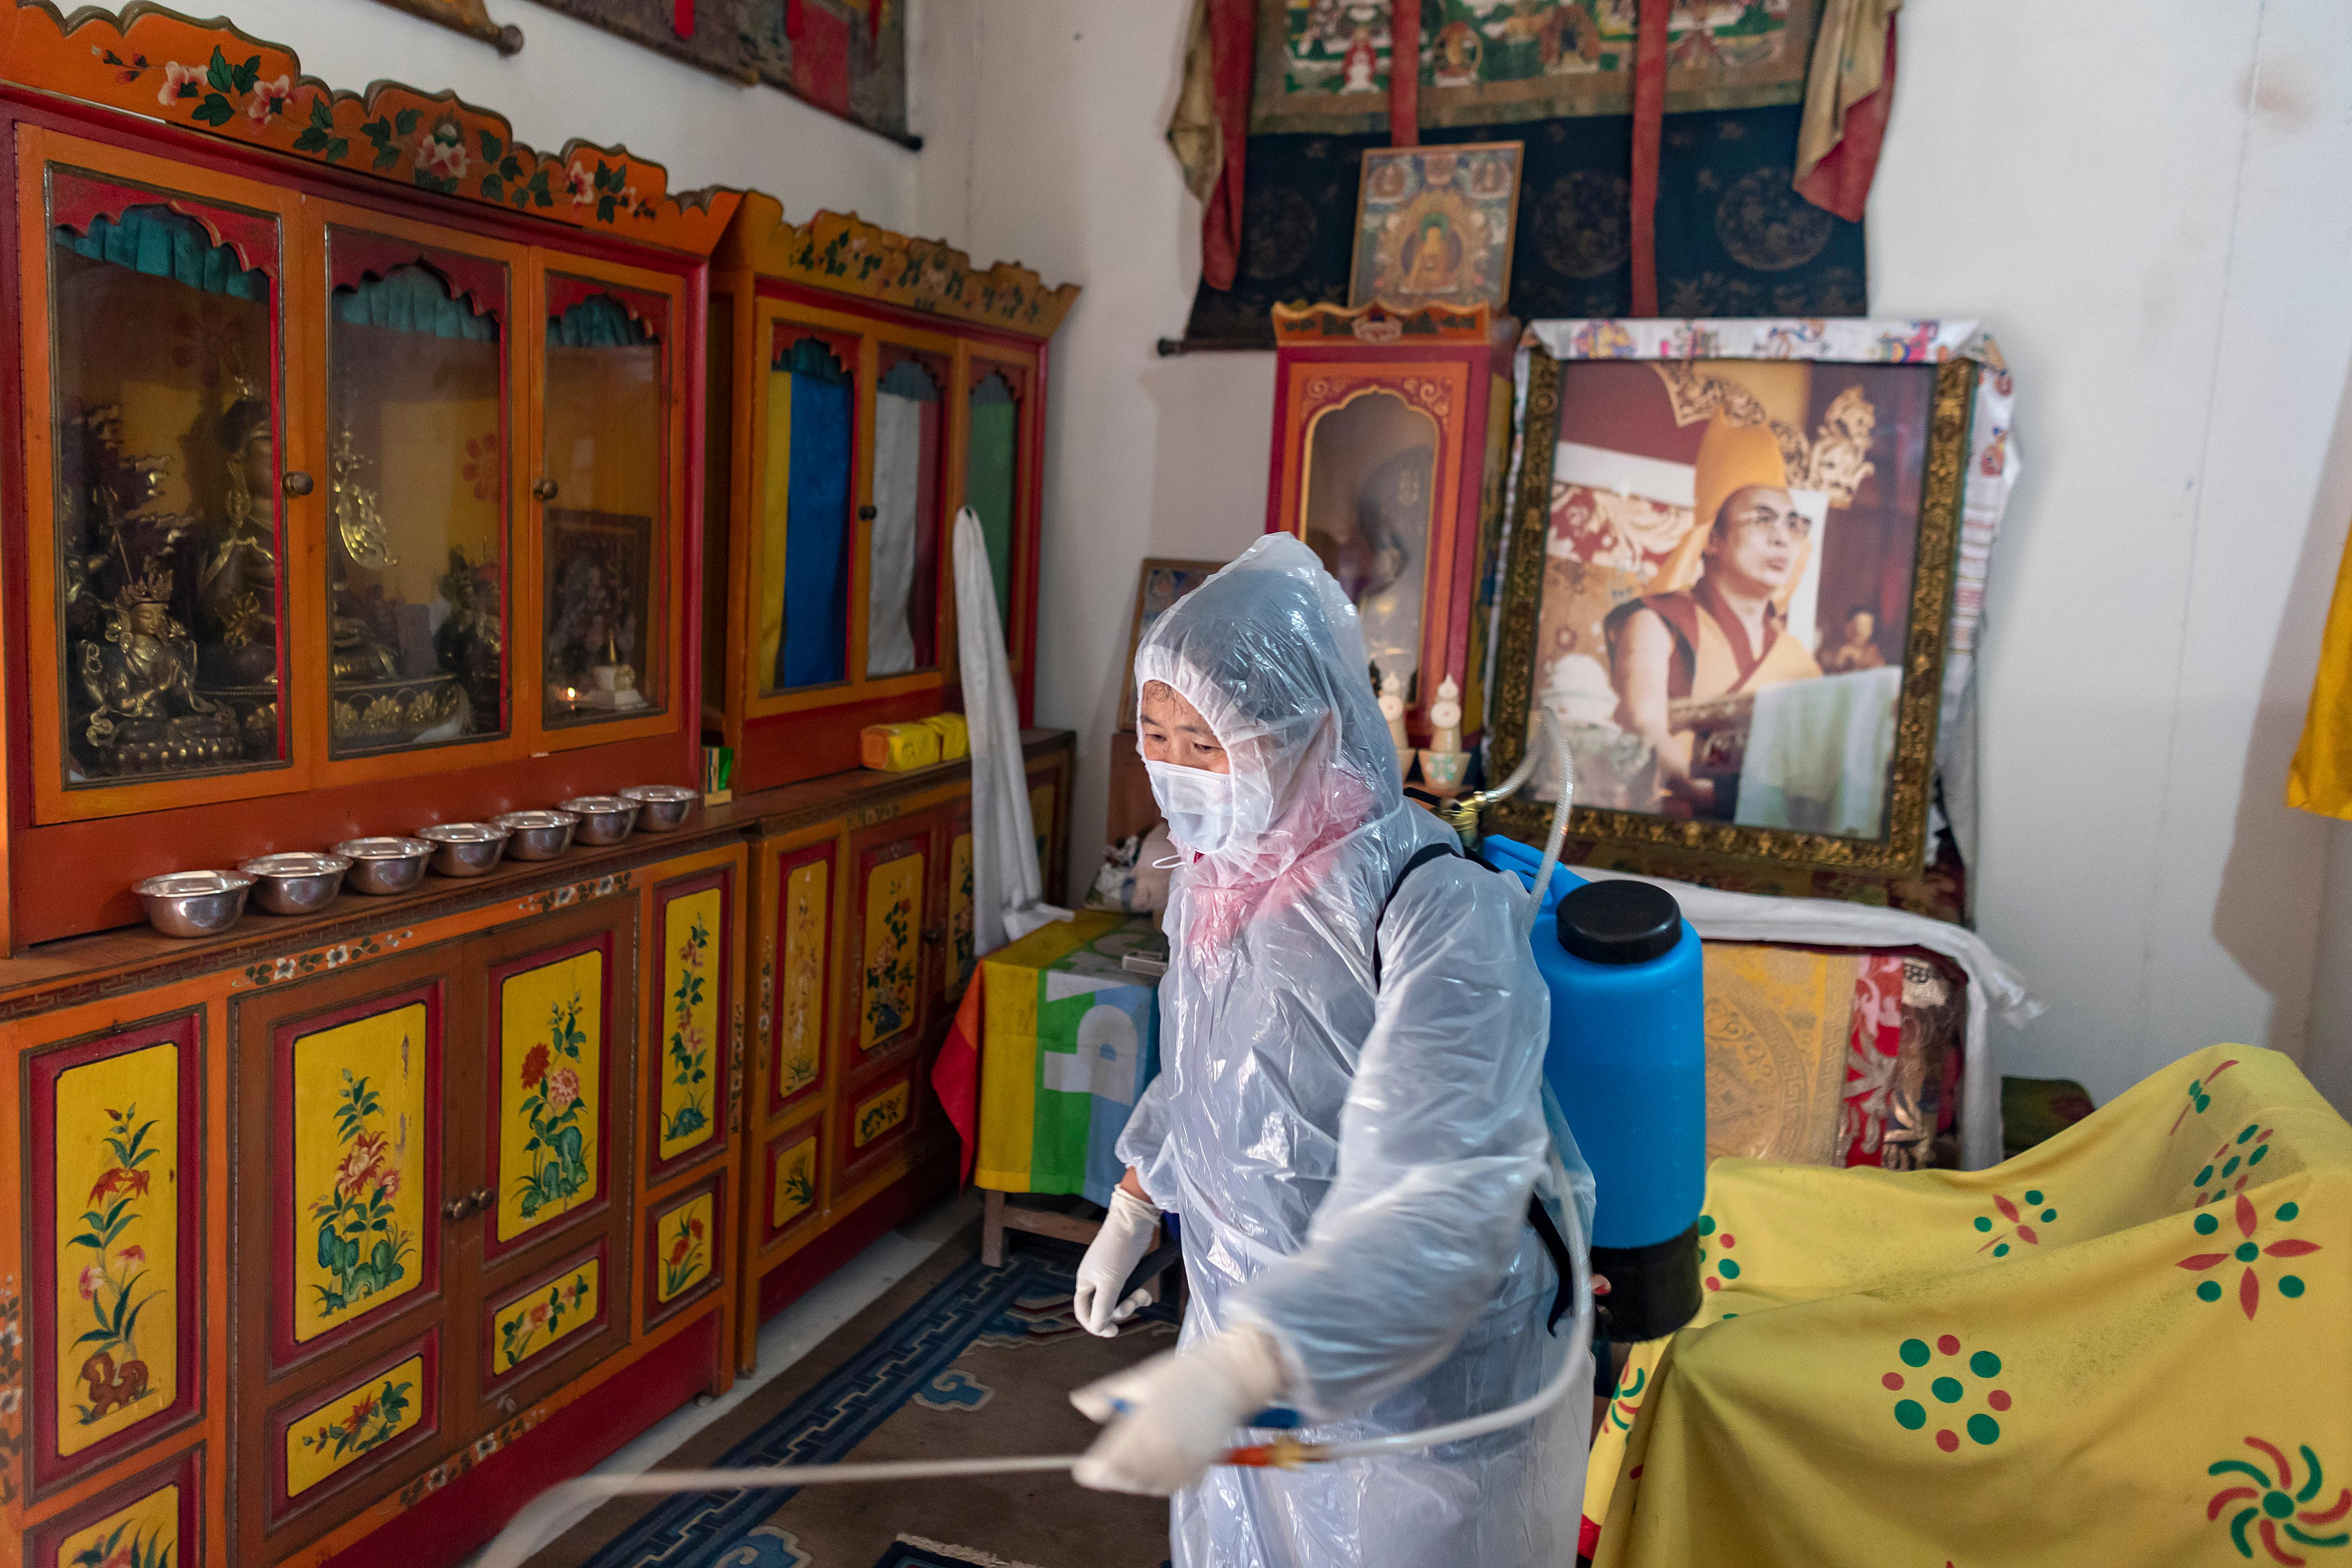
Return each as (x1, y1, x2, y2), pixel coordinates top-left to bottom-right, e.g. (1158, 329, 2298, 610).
(1371, 841, 1465, 989)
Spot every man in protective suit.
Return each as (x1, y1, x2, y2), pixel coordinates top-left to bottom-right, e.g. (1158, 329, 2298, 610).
(1066, 534, 1590, 1568)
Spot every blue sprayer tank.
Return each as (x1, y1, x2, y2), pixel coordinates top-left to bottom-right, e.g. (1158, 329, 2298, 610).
(1482, 835, 1706, 1342)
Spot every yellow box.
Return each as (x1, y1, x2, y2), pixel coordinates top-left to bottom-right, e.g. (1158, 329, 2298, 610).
(860, 722, 943, 772)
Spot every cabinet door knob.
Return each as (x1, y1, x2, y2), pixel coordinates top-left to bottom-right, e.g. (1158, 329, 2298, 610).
(532, 477, 559, 502)
(442, 1195, 475, 1221)
(857, 503, 879, 521)
(921, 923, 945, 946)
(470, 1185, 495, 1210)
(282, 470, 314, 497)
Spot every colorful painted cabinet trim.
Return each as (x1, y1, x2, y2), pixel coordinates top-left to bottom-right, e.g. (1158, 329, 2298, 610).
(2, 2, 740, 254)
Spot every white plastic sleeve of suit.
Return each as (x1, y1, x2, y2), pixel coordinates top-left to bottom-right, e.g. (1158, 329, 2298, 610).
(1220, 855, 1552, 1421)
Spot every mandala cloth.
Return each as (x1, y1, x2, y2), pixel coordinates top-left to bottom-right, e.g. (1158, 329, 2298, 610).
(1583, 1044, 2352, 1568)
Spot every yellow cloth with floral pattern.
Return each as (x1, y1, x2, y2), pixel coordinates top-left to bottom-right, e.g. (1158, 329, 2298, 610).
(1586, 1045, 2352, 1568)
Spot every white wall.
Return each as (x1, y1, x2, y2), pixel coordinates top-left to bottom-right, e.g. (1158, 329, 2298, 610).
(917, 0, 2352, 1111)
(212, 0, 918, 225)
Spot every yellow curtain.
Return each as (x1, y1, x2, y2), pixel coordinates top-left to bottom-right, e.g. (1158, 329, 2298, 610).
(2289, 517, 2352, 819)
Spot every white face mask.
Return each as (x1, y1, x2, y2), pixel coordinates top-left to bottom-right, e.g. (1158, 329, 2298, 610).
(1144, 758, 1242, 856)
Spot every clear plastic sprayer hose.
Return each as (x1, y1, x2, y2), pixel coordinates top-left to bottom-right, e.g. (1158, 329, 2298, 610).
(476, 724, 1589, 1568)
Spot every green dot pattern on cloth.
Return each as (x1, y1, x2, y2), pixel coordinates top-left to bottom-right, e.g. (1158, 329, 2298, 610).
(1974, 1215, 1992, 1232)
(1718, 1258, 1741, 1280)
(2195, 1093, 2211, 1111)
(2196, 1213, 2220, 1234)
(2224, 1157, 2241, 1177)
(2279, 1202, 2300, 1221)
(1900, 1339, 1930, 1367)
(1967, 1414, 2000, 1446)
(1993, 1243, 2010, 1257)
(1970, 1351, 2001, 1378)
(2198, 1280, 2223, 1302)
(2282, 1277, 2305, 1299)
(1894, 1399, 1925, 1429)
(2239, 1124, 2258, 1144)
(2266, 1490, 2296, 1518)
(2252, 1145, 2270, 1165)
(2024, 1191, 2043, 1204)
(2236, 1242, 2260, 1262)
(2197, 1165, 2215, 1185)
(2040, 1209, 2057, 1223)
(1698, 1215, 1715, 1236)
(1932, 1377, 1963, 1404)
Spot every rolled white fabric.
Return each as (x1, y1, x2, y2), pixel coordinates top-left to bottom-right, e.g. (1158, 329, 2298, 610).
(953, 507, 1068, 952)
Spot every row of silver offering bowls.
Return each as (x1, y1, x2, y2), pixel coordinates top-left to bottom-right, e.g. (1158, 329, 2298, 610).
(131, 783, 700, 938)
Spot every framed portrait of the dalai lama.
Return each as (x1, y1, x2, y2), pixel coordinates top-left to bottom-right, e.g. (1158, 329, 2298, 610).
(1489, 321, 1997, 885)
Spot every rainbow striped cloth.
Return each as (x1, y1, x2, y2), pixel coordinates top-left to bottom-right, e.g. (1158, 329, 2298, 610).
(969, 912, 1161, 1206)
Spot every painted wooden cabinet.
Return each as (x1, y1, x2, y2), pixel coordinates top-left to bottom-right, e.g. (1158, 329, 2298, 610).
(1, 9, 728, 950)
(0, 825, 750, 1568)
(734, 732, 1072, 1363)
(702, 193, 1079, 792)
(1263, 301, 1518, 748)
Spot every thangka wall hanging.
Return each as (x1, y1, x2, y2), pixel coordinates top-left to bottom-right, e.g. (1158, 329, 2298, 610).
(523, 0, 911, 145)
(1176, 0, 1887, 348)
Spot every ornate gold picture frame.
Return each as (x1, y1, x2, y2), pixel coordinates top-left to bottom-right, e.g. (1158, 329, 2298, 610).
(1489, 343, 1974, 884)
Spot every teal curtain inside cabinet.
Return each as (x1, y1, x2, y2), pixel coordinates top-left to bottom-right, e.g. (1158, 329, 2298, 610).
(966, 373, 1018, 628)
(334, 264, 497, 342)
(548, 294, 657, 349)
(775, 335, 853, 690)
(53, 205, 266, 299)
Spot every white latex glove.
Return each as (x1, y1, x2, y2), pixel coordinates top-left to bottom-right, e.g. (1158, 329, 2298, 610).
(1072, 1186, 1161, 1337)
(1070, 1324, 1288, 1496)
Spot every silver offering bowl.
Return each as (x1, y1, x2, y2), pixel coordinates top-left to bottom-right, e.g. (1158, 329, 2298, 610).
(620, 783, 697, 833)
(133, 870, 254, 937)
(332, 837, 434, 896)
(238, 852, 353, 915)
(496, 809, 579, 861)
(419, 822, 511, 878)
(558, 795, 640, 846)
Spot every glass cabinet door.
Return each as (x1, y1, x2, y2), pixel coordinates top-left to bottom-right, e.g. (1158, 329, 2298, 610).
(964, 366, 1023, 630)
(322, 226, 511, 758)
(758, 325, 859, 695)
(38, 162, 292, 802)
(867, 346, 948, 678)
(540, 277, 670, 730)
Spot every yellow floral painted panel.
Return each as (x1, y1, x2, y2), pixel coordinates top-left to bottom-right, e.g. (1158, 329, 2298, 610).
(654, 1192, 714, 1304)
(286, 1353, 424, 1498)
(949, 832, 975, 991)
(776, 858, 828, 1098)
(54, 1044, 175, 1456)
(293, 1004, 427, 1342)
(492, 1258, 601, 1377)
(771, 1139, 817, 1230)
(852, 1081, 911, 1150)
(658, 889, 723, 1162)
(497, 950, 604, 1243)
(55, 1480, 176, 1568)
(859, 852, 922, 1053)
(1030, 782, 1055, 884)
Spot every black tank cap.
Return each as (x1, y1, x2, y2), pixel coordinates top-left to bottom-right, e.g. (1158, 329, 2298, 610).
(1557, 880, 1682, 966)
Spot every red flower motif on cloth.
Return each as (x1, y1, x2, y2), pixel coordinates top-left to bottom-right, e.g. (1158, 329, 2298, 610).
(2178, 1196, 2320, 1321)
(2191, 1122, 2277, 1208)
(2172, 1057, 2241, 1135)
(2208, 1437, 2351, 1562)
(520, 1042, 550, 1090)
(1840, 955, 1907, 1165)
(1972, 1189, 2057, 1258)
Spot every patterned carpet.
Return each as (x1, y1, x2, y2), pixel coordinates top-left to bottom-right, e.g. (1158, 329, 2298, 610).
(541, 1233, 1176, 1568)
